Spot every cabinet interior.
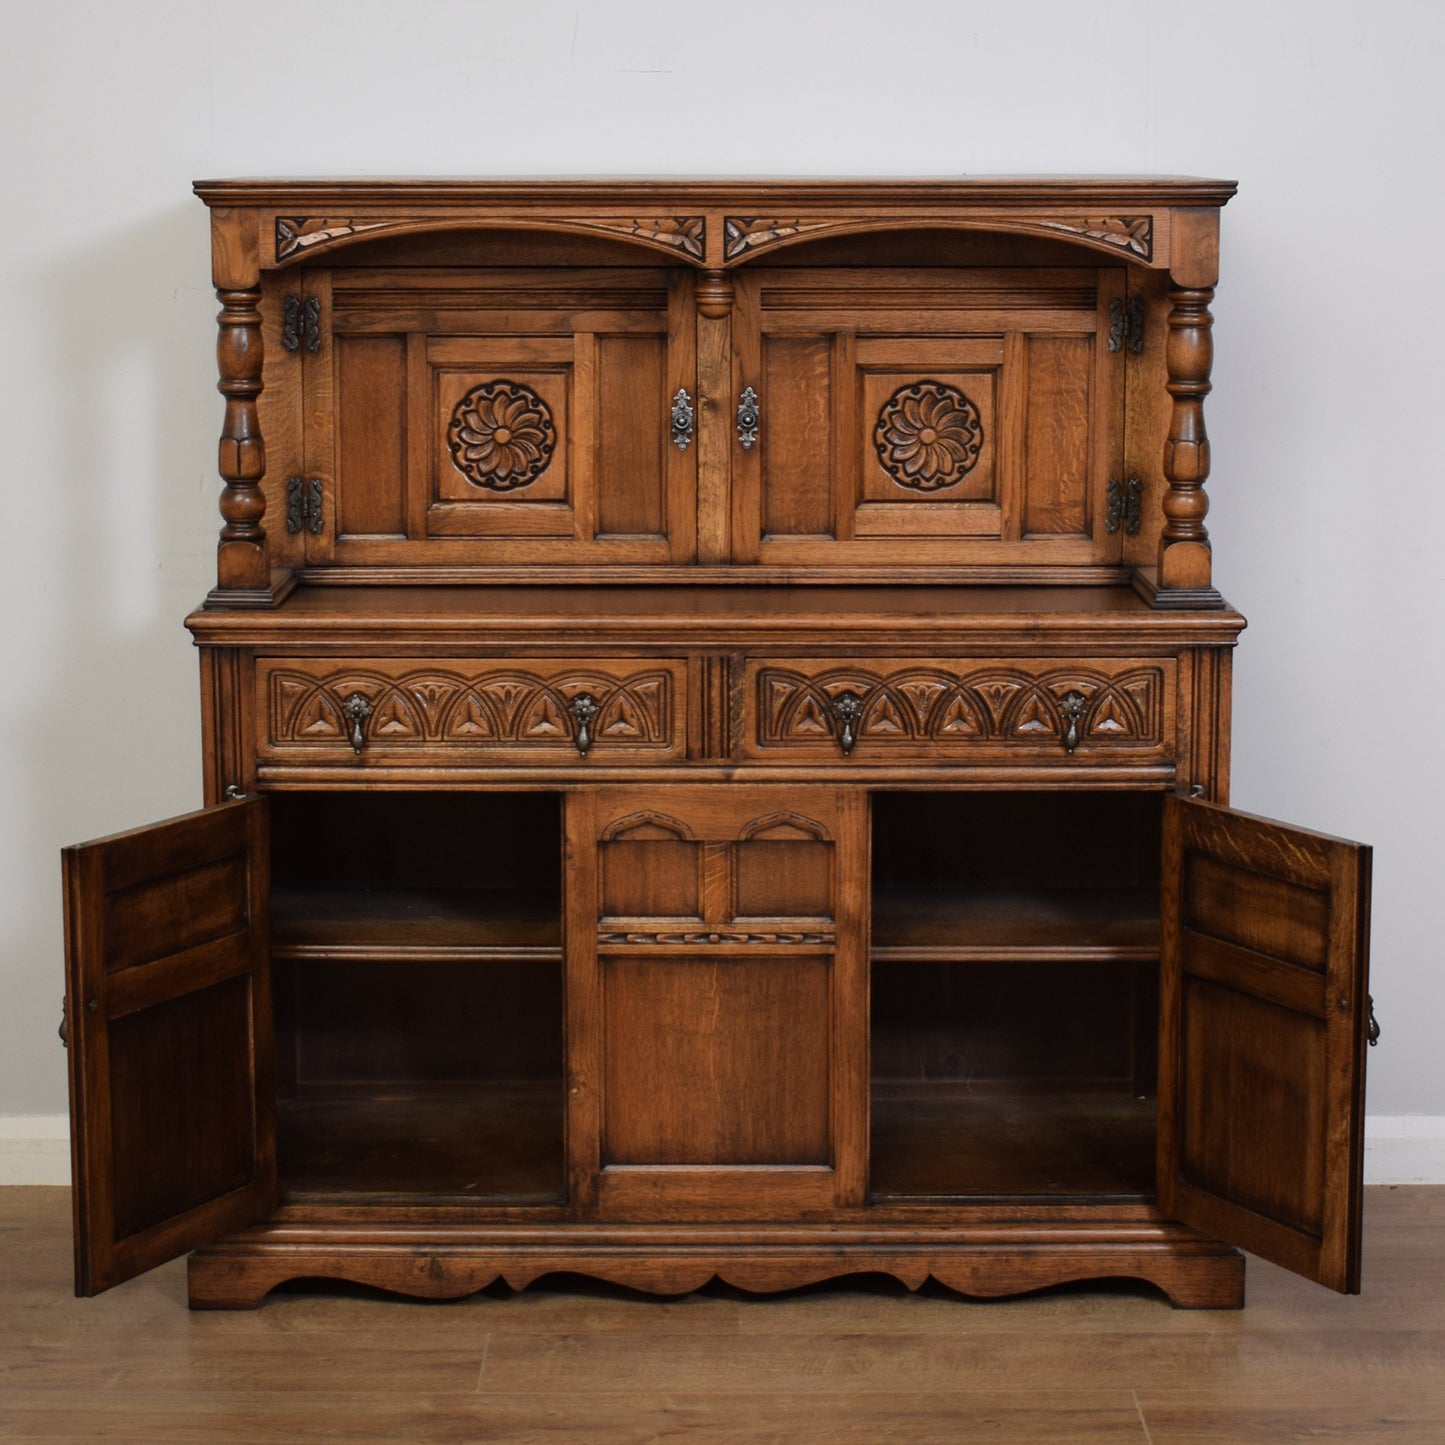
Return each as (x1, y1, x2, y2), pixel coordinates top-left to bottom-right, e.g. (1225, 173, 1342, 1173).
(870, 792, 1161, 1201)
(268, 792, 564, 1204)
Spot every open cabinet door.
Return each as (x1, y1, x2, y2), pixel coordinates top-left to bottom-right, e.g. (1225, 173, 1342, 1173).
(1158, 796, 1372, 1293)
(63, 798, 275, 1295)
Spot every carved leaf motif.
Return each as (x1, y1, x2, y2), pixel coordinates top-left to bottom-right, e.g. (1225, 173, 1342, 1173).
(723, 217, 829, 259)
(1036, 215, 1153, 259)
(275, 217, 390, 261)
(626, 217, 705, 259)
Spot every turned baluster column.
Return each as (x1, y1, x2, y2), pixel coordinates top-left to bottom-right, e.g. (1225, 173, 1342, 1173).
(213, 285, 267, 591)
(1156, 285, 1216, 598)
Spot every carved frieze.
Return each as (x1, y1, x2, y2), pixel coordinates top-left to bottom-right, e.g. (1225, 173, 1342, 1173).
(269, 668, 673, 750)
(873, 382, 985, 491)
(446, 380, 557, 491)
(598, 930, 835, 946)
(756, 666, 1164, 749)
(276, 214, 704, 263)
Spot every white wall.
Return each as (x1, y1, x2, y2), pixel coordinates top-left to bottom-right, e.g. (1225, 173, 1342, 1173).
(3, 2, 1442, 1169)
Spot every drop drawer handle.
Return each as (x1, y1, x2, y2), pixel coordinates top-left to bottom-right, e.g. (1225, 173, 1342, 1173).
(567, 692, 601, 756)
(829, 690, 865, 756)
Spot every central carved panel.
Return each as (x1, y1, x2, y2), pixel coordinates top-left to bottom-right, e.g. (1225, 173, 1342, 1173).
(446, 380, 557, 491)
(873, 381, 985, 492)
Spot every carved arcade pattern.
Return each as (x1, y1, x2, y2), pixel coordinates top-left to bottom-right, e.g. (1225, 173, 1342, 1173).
(269, 668, 674, 751)
(446, 380, 557, 491)
(756, 666, 1165, 749)
(873, 382, 985, 491)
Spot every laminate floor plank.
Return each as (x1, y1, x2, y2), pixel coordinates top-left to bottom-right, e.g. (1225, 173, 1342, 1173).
(2, 1186, 1442, 1443)
(0, 1389, 1151, 1444)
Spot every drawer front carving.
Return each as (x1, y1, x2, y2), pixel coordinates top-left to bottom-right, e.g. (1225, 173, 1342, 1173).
(744, 657, 1174, 762)
(258, 658, 686, 762)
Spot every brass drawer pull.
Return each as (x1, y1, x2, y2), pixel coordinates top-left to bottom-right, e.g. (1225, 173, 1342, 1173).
(829, 690, 865, 756)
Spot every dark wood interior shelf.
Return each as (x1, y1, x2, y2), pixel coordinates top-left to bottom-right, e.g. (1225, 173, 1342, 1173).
(871, 887, 1160, 963)
(869, 1081, 1156, 1200)
(277, 1081, 564, 1203)
(270, 888, 562, 963)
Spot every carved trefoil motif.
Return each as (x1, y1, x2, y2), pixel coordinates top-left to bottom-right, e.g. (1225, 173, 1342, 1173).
(874, 382, 985, 491)
(723, 218, 829, 259)
(757, 666, 1165, 750)
(269, 668, 674, 752)
(446, 381, 557, 491)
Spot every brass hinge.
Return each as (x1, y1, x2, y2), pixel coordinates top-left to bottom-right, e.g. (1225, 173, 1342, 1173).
(286, 476, 324, 534)
(1108, 296, 1145, 354)
(1106, 476, 1143, 534)
(281, 294, 321, 353)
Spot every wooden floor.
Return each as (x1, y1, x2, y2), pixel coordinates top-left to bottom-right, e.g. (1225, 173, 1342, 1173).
(1, 1188, 1441, 1443)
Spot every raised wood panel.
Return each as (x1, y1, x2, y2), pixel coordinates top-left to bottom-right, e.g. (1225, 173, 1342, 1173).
(567, 786, 867, 1217)
(601, 954, 832, 1166)
(335, 336, 406, 537)
(63, 799, 274, 1296)
(1160, 798, 1372, 1293)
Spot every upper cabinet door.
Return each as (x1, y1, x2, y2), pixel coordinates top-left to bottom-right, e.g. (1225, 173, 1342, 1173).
(63, 799, 275, 1295)
(1158, 797, 1372, 1293)
(730, 266, 1125, 571)
(297, 266, 697, 570)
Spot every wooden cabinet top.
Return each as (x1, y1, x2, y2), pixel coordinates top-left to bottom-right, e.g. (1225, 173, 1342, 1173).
(197, 177, 1234, 608)
(195, 176, 1235, 276)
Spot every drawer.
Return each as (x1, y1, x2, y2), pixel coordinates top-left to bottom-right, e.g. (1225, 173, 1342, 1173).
(257, 657, 688, 765)
(742, 657, 1175, 764)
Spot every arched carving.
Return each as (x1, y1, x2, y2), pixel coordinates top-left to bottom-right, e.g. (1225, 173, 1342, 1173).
(601, 811, 696, 842)
(273, 215, 706, 266)
(738, 811, 832, 842)
(722, 215, 1158, 267)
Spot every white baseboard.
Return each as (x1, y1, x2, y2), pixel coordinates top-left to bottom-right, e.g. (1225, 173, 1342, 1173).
(1363, 1116, 1445, 1184)
(2, 1114, 1443, 1188)
(0, 1115, 71, 1185)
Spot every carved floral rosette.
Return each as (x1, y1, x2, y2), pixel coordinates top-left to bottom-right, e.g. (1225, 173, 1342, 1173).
(446, 381, 557, 491)
(873, 382, 985, 491)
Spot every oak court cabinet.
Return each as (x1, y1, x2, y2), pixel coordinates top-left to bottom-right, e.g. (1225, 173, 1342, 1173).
(61, 178, 1376, 1310)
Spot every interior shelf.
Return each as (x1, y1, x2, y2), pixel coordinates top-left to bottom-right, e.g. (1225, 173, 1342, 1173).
(271, 887, 562, 963)
(869, 1081, 1156, 1200)
(277, 1081, 564, 1203)
(871, 887, 1159, 963)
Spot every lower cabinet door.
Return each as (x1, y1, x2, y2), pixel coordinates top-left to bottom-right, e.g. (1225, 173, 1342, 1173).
(565, 785, 867, 1217)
